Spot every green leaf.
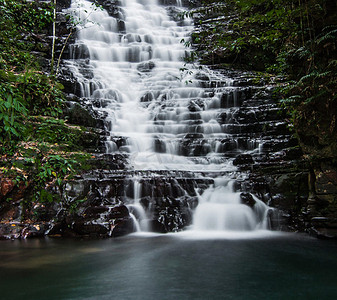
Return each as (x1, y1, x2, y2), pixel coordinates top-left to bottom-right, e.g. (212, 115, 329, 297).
(10, 127, 18, 136)
(3, 102, 11, 109)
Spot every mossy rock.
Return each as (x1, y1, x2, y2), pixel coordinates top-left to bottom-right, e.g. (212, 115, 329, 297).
(65, 103, 98, 128)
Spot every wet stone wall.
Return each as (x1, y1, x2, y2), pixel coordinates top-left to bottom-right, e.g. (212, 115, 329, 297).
(3, 0, 336, 239)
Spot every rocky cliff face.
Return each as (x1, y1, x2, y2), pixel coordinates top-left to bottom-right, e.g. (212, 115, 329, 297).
(1, 0, 336, 240)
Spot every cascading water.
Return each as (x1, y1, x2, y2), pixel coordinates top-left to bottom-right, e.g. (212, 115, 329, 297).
(66, 0, 273, 235)
(127, 177, 149, 231)
(192, 178, 270, 231)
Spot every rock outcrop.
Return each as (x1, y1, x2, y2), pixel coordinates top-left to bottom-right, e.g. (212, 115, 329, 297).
(1, 0, 336, 240)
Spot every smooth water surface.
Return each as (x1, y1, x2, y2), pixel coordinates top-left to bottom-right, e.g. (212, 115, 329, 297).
(1, 234, 337, 300)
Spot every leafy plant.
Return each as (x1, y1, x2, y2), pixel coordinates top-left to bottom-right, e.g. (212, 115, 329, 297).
(0, 84, 28, 151)
(0, 0, 53, 71)
(32, 153, 76, 201)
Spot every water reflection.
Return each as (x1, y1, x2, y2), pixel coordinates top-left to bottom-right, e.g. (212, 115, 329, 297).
(1, 235, 337, 299)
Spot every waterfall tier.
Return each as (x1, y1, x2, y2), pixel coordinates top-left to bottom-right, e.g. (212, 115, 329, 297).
(61, 0, 293, 236)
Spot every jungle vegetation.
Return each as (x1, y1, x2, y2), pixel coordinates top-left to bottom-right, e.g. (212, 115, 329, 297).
(0, 0, 95, 203)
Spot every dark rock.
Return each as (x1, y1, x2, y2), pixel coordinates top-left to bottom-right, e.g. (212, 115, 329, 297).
(70, 44, 90, 60)
(184, 133, 204, 139)
(0, 223, 47, 240)
(139, 196, 151, 209)
(140, 92, 154, 102)
(149, 220, 167, 233)
(109, 205, 129, 219)
(308, 217, 337, 239)
(233, 154, 254, 166)
(56, 0, 72, 10)
(84, 206, 109, 217)
(240, 192, 255, 208)
(194, 72, 210, 81)
(154, 138, 166, 153)
(137, 61, 156, 72)
(283, 147, 303, 160)
(72, 221, 109, 236)
(111, 218, 135, 237)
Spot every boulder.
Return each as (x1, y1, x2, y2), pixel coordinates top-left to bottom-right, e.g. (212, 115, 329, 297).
(137, 61, 156, 72)
(240, 192, 255, 208)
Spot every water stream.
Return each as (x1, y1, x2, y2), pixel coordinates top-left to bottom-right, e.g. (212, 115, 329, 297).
(66, 0, 272, 234)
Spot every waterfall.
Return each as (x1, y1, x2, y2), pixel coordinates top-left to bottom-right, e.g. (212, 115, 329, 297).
(192, 178, 270, 232)
(127, 177, 149, 231)
(66, 0, 273, 235)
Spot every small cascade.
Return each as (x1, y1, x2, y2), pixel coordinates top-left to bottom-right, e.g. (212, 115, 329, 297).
(61, 0, 294, 237)
(127, 178, 149, 231)
(192, 177, 270, 232)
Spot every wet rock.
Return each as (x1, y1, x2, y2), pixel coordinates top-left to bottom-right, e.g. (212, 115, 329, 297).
(309, 217, 337, 239)
(70, 44, 90, 60)
(139, 196, 151, 209)
(56, 0, 71, 10)
(64, 102, 99, 127)
(46, 222, 64, 236)
(284, 147, 303, 160)
(149, 220, 167, 233)
(72, 221, 109, 236)
(188, 100, 203, 112)
(140, 92, 154, 102)
(111, 218, 135, 237)
(109, 205, 129, 219)
(184, 133, 204, 139)
(95, 0, 121, 18)
(32, 202, 61, 222)
(154, 138, 166, 153)
(137, 61, 156, 72)
(84, 153, 130, 170)
(267, 209, 286, 231)
(240, 192, 255, 208)
(20, 224, 48, 239)
(233, 154, 254, 166)
(84, 206, 109, 217)
(0, 223, 47, 240)
(194, 72, 210, 81)
(147, 195, 194, 233)
(118, 20, 126, 32)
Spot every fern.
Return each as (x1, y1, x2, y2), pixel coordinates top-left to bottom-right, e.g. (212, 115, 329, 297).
(316, 71, 331, 79)
(316, 28, 337, 45)
(294, 46, 311, 59)
(298, 71, 319, 84)
(280, 95, 302, 104)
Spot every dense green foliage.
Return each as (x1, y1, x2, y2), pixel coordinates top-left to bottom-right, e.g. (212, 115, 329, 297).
(186, 0, 337, 158)
(0, 0, 63, 152)
(0, 0, 95, 203)
(0, 0, 53, 71)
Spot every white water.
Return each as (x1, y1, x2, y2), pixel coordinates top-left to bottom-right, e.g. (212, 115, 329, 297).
(127, 177, 149, 231)
(67, 0, 239, 171)
(67, 0, 272, 235)
(192, 178, 270, 232)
